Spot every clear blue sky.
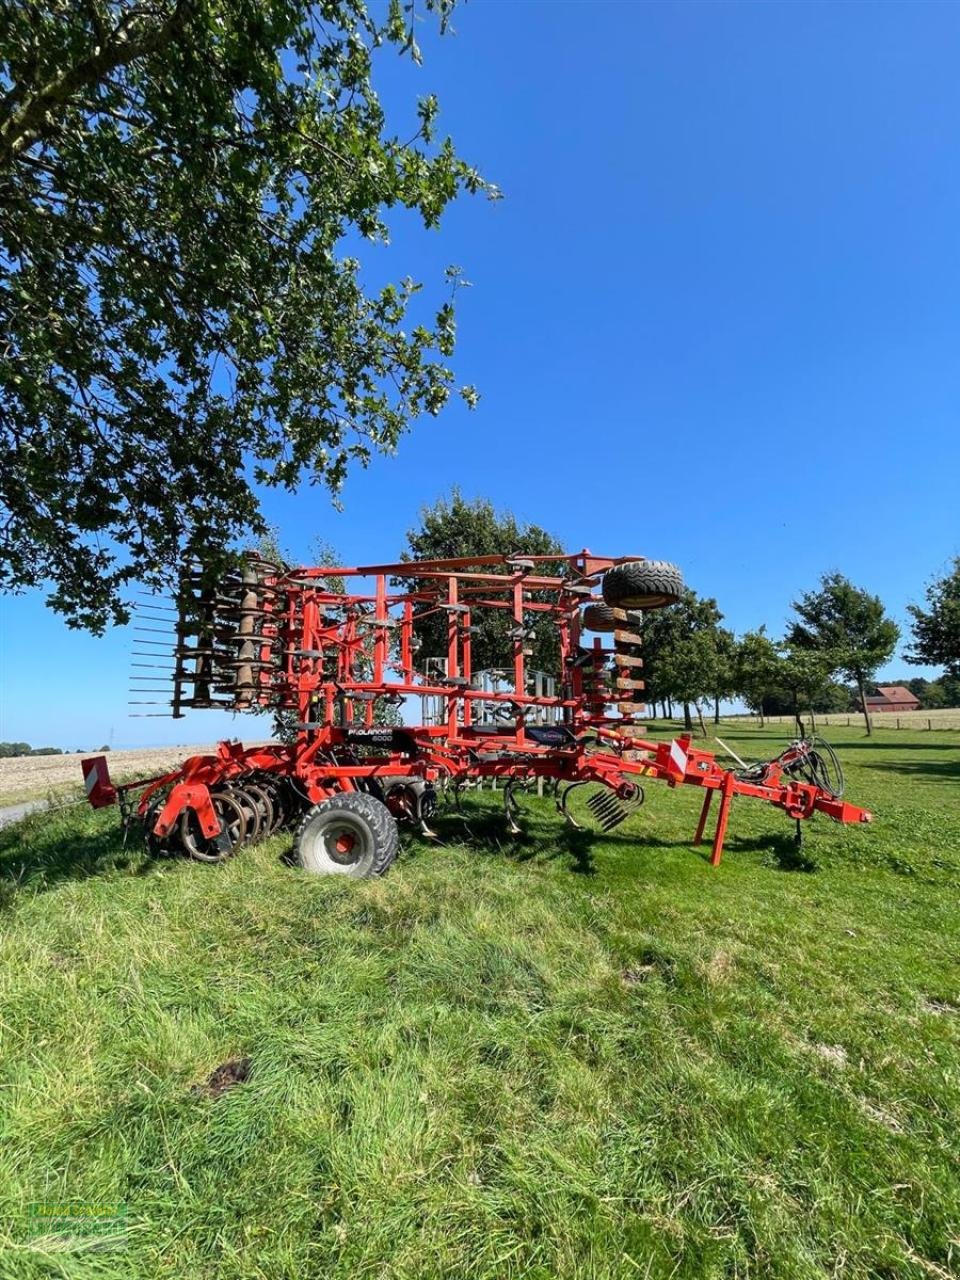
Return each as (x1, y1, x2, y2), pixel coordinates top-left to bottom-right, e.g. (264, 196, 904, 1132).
(2, 0, 958, 750)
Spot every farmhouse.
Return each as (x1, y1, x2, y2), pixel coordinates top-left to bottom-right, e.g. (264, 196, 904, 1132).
(863, 685, 921, 713)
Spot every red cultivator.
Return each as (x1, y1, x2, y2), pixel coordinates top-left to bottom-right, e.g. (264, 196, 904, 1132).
(82, 550, 872, 875)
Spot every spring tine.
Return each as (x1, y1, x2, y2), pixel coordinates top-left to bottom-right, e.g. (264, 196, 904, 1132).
(133, 597, 177, 611)
(133, 626, 174, 636)
(131, 662, 174, 669)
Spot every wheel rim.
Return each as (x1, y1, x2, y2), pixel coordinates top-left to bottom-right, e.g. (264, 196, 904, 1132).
(229, 788, 261, 843)
(243, 784, 274, 836)
(300, 813, 376, 876)
(180, 792, 246, 862)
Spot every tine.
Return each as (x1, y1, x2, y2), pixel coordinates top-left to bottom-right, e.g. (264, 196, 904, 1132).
(133, 597, 177, 611)
(131, 662, 173, 669)
(133, 626, 174, 636)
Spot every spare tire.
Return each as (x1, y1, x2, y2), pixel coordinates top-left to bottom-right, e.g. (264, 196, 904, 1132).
(601, 561, 683, 610)
(581, 603, 625, 633)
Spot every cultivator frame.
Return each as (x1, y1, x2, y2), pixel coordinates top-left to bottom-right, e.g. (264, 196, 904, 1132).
(83, 550, 873, 873)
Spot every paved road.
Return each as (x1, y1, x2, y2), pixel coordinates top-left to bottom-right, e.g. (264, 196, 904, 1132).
(0, 800, 48, 829)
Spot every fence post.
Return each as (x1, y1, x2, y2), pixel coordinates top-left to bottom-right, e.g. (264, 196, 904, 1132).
(897, 717, 900, 729)
(928, 718, 932, 732)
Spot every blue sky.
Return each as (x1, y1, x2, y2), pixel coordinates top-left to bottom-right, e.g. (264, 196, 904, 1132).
(2, 0, 958, 750)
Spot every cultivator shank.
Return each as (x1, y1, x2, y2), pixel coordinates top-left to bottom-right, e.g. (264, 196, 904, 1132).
(85, 550, 872, 875)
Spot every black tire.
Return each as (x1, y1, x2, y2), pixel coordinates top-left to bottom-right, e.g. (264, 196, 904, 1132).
(581, 603, 631, 633)
(601, 560, 684, 610)
(293, 791, 399, 878)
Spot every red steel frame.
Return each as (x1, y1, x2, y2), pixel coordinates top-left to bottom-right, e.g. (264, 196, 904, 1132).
(83, 550, 873, 864)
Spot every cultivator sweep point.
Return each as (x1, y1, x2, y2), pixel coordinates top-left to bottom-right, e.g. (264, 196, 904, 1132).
(84, 549, 872, 876)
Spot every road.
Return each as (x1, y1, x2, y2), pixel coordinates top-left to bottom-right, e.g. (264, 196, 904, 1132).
(0, 800, 50, 829)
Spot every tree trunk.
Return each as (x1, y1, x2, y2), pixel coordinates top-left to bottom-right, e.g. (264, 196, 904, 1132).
(714, 695, 721, 724)
(696, 702, 707, 735)
(759, 705, 765, 728)
(858, 674, 872, 735)
(793, 692, 804, 738)
(810, 707, 817, 732)
(683, 701, 693, 732)
(667, 697, 673, 719)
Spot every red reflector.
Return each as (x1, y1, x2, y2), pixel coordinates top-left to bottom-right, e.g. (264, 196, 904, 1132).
(81, 756, 117, 809)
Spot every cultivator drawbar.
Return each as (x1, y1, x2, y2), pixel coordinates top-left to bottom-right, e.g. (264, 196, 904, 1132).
(84, 550, 872, 875)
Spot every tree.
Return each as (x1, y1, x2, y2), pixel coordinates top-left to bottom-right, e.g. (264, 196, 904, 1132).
(777, 644, 837, 734)
(787, 573, 899, 735)
(735, 628, 780, 726)
(1, 0, 492, 632)
(906, 557, 960, 676)
(643, 590, 723, 733)
(400, 491, 565, 676)
(711, 626, 738, 724)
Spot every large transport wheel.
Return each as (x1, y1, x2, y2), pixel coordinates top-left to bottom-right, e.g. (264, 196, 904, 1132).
(294, 792, 399, 879)
(601, 560, 684, 610)
(581, 603, 641, 633)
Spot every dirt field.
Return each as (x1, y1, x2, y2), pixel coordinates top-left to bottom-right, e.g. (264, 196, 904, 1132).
(0, 743, 266, 807)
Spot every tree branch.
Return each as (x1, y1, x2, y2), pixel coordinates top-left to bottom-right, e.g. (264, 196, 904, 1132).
(0, 0, 189, 168)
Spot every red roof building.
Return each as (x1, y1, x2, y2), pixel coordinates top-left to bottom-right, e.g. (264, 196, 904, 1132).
(862, 685, 921, 713)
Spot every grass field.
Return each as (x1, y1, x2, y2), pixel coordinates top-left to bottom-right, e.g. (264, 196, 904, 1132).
(0, 725, 958, 1279)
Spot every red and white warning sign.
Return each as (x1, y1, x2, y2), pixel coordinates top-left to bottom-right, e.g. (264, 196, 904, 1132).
(81, 756, 117, 808)
(667, 738, 688, 782)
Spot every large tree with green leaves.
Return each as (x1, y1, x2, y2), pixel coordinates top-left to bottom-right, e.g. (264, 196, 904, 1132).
(1, 0, 491, 631)
(400, 491, 565, 676)
(641, 590, 723, 733)
(734, 627, 780, 727)
(787, 573, 899, 735)
(776, 643, 840, 733)
(906, 557, 960, 677)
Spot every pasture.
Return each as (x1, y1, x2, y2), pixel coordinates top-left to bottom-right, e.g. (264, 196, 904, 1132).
(0, 725, 957, 1279)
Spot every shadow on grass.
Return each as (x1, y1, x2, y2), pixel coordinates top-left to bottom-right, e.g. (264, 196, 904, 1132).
(0, 812, 168, 905)
(429, 804, 598, 875)
(863, 758, 960, 781)
(430, 800, 819, 876)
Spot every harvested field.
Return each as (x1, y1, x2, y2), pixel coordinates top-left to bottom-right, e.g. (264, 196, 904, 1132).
(0, 743, 267, 808)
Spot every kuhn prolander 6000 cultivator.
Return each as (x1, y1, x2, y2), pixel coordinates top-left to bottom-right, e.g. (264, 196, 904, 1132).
(83, 551, 872, 874)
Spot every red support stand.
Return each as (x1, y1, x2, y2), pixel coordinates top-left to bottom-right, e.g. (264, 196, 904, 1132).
(694, 789, 713, 845)
(710, 772, 736, 867)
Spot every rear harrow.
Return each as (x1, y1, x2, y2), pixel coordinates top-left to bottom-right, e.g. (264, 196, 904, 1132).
(82, 549, 873, 878)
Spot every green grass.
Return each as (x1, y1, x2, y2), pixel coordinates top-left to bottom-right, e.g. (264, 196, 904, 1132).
(0, 726, 958, 1279)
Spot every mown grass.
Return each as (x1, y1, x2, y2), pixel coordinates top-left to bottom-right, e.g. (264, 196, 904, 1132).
(0, 726, 957, 1279)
